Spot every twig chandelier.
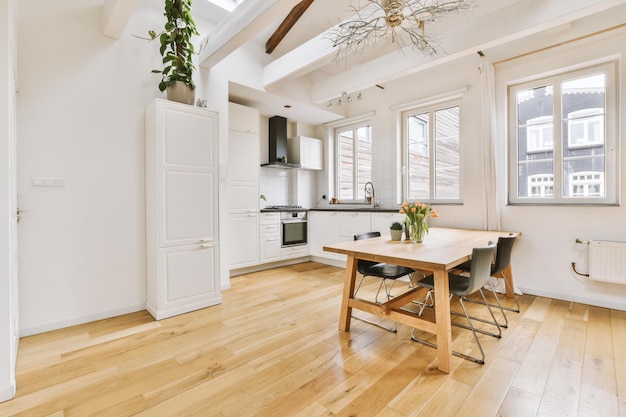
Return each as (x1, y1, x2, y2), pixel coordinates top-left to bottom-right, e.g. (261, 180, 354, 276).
(326, 0, 475, 58)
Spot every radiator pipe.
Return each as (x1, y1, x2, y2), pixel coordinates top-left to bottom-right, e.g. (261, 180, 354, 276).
(571, 262, 589, 277)
(572, 239, 590, 276)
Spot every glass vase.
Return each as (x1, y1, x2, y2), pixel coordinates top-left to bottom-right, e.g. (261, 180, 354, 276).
(409, 220, 427, 243)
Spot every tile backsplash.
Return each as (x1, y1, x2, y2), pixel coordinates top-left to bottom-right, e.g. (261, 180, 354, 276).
(259, 168, 292, 207)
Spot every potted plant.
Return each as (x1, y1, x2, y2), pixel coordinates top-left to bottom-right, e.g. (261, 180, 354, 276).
(141, 0, 199, 105)
(390, 221, 404, 241)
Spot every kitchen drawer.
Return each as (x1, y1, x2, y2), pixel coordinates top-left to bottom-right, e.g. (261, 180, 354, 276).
(260, 212, 280, 225)
(261, 223, 279, 236)
(281, 245, 308, 259)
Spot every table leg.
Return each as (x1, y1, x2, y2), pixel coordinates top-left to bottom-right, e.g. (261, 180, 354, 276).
(339, 255, 357, 331)
(433, 269, 452, 373)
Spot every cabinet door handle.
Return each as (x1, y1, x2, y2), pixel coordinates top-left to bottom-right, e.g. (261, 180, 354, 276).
(199, 245, 211, 249)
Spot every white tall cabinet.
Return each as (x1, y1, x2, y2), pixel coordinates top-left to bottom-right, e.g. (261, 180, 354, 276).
(145, 99, 221, 320)
(227, 102, 260, 269)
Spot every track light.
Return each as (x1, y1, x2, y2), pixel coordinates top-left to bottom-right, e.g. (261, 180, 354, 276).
(326, 91, 363, 108)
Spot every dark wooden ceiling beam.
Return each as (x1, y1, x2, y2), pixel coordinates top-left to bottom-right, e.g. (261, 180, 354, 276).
(265, 0, 315, 54)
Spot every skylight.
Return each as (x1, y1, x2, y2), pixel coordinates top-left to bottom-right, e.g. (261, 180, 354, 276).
(203, 0, 241, 13)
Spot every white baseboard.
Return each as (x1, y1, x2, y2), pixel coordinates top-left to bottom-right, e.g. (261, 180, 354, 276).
(0, 381, 16, 403)
(519, 286, 626, 312)
(309, 256, 346, 269)
(229, 257, 312, 277)
(20, 303, 146, 337)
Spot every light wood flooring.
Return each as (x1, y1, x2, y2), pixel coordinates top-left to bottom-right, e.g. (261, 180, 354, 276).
(1, 261, 624, 417)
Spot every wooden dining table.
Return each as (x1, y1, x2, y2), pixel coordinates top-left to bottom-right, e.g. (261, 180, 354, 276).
(323, 227, 517, 373)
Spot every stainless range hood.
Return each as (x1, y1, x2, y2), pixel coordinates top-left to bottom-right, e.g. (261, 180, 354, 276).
(261, 116, 301, 169)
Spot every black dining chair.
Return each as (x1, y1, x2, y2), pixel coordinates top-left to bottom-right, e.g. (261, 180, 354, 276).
(411, 242, 500, 365)
(352, 231, 417, 332)
(456, 234, 519, 328)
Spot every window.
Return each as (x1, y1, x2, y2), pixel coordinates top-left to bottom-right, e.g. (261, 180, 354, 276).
(336, 122, 372, 201)
(403, 101, 461, 202)
(508, 61, 617, 205)
(567, 108, 604, 148)
(570, 171, 603, 197)
(528, 174, 554, 197)
(526, 115, 553, 152)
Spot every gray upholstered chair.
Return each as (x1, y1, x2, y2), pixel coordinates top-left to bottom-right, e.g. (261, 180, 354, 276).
(457, 234, 519, 328)
(411, 242, 500, 365)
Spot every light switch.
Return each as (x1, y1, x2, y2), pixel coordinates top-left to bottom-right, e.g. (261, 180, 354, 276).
(33, 178, 43, 187)
(44, 179, 55, 187)
(54, 179, 65, 187)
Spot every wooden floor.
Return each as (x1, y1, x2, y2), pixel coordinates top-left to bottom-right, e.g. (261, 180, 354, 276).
(1, 262, 625, 417)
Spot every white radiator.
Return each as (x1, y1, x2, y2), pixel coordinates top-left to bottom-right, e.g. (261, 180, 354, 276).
(589, 240, 626, 284)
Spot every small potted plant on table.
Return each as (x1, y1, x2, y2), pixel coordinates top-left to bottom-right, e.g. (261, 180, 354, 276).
(390, 221, 404, 241)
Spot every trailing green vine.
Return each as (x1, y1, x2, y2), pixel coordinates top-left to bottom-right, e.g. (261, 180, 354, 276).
(139, 0, 199, 92)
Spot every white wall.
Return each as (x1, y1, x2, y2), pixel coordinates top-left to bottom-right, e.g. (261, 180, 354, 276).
(15, 0, 218, 334)
(0, 0, 17, 402)
(316, 28, 626, 311)
(495, 28, 626, 310)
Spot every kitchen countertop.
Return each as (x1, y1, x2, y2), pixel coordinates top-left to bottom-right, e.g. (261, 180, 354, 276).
(309, 206, 400, 213)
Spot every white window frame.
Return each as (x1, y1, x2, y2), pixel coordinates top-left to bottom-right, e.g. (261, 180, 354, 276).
(526, 116, 553, 153)
(334, 118, 373, 203)
(508, 61, 618, 205)
(527, 174, 554, 197)
(402, 98, 462, 204)
(567, 108, 604, 148)
(569, 171, 604, 197)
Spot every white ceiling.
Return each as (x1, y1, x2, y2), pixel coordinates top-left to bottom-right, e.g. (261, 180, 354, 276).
(191, 0, 626, 124)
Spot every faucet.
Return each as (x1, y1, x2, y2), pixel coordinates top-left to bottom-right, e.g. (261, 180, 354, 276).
(364, 182, 378, 207)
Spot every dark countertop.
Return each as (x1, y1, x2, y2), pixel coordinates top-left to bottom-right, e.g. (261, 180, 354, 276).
(308, 206, 400, 213)
(260, 209, 307, 213)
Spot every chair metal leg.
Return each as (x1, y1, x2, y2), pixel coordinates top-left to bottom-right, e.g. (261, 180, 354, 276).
(500, 272, 521, 313)
(420, 290, 501, 339)
(410, 311, 485, 366)
(453, 289, 502, 339)
(486, 280, 508, 327)
(354, 275, 367, 298)
(454, 296, 486, 364)
(463, 273, 520, 317)
(415, 289, 435, 315)
(460, 280, 508, 329)
(411, 290, 502, 365)
(352, 314, 397, 332)
(353, 273, 399, 333)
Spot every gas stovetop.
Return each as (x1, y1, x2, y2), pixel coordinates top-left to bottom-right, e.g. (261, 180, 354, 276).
(262, 205, 308, 212)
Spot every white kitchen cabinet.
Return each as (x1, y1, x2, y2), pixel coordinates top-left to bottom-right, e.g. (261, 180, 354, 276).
(228, 102, 260, 269)
(308, 211, 345, 261)
(281, 245, 308, 259)
(371, 212, 405, 235)
(260, 213, 281, 263)
(228, 212, 259, 268)
(145, 99, 221, 320)
(228, 101, 259, 134)
(287, 135, 323, 170)
(227, 129, 259, 213)
(339, 212, 371, 238)
(309, 210, 407, 264)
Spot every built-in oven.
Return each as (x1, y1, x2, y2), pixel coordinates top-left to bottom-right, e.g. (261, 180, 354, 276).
(280, 211, 307, 247)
